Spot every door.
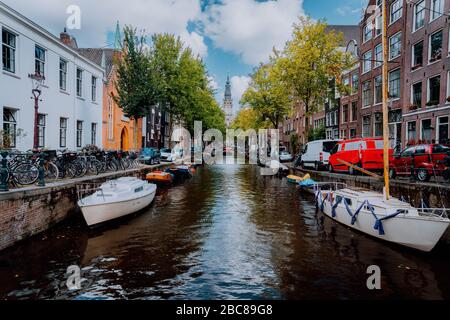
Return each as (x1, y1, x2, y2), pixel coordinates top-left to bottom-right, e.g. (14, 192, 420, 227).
(438, 117, 449, 144)
(389, 122, 402, 153)
(120, 127, 129, 151)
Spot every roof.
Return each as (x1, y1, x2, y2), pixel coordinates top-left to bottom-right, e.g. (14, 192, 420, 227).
(0, 1, 104, 73)
(76, 48, 116, 79)
(326, 25, 360, 46)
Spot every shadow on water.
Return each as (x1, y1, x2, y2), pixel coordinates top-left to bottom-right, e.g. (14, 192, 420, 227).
(0, 165, 449, 300)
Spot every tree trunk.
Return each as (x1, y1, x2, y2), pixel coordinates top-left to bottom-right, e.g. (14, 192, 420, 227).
(133, 118, 139, 151)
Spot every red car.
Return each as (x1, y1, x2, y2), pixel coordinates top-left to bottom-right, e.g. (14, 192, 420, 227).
(389, 144, 450, 182)
(329, 138, 393, 174)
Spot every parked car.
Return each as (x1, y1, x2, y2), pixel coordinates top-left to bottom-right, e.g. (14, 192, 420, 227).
(389, 144, 450, 182)
(139, 148, 160, 165)
(160, 148, 173, 162)
(279, 151, 293, 163)
(300, 139, 340, 171)
(328, 138, 393, 174)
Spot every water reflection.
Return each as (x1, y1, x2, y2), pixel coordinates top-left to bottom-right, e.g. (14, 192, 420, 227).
(0, 165, 449, 300)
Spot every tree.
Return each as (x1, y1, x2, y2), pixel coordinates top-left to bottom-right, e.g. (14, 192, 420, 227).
(230, 108, 266, 131)
(279, 17, 354, 143)
(240, 58, 291, 130)
(114, 26, 159, 150)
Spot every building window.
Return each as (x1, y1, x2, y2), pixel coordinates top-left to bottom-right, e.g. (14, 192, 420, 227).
(412, 41, 423, 69)
(59, 59, 67, 91)
(91, 76, 97, 102)
(38, 114, 46, 148)
(407, 121, 417, 143)
(430, 0, 443, 21)
(362, 81, 372, 107)
(412, 82, 422, 108)
(351, 73, 359, 94)
(374, 112, 383, 137)
(350, 129, 356, 139)
(91, 123, 97, 145)
(351, 102, 357, 122)
(389, 69, 401, 100)
(76, 68, 83, 97)
(2, 29, 16, 73)
(363, 22, 373, 43)
(427, 75, 441, 105)
(374, 75, 382, 104)
(375, 14, 382, 36)
(421, 119, 432, 142)
(363, 50, 372, 73)
(108, 97, 114, 140)
(414, 1, 425, 31)
(2, 108, 17, 148)
(390, 0, 402, 24)
(374, 44, 382, 68)
(362, 115, 371, 137)
(342, 105, 349, 123)
(429, 30, 443, 63)
(437, 117, 449, 144)
(389, 32, 402, 60)
(76, 121, 83, 148)
(60, 118, 67, 148)
(35, 45, 45, 77)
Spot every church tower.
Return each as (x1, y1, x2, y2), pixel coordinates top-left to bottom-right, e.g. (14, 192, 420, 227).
(223, 76, 233, 127)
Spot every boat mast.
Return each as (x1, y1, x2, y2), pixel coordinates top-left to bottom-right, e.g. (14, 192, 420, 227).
(381, 0, 390, 200)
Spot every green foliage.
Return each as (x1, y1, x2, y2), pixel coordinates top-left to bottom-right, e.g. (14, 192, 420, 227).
(230, 108, 268, 131)
(308, 125, 326, 142)
(290, 133, 299, 155)
(240, 58, 291, 129)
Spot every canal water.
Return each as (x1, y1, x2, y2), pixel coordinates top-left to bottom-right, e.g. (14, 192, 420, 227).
(0, 165, 449, 300)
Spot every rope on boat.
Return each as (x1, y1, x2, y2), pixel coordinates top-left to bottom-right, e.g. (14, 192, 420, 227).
(315, 189, 405, 236)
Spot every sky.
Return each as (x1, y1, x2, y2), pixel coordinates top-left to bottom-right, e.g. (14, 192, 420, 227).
(2, 0, 367, 114)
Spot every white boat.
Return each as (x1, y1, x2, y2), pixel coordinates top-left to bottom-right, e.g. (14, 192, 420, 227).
(78, 177, 157, 227)
(316, 186, 450, 252)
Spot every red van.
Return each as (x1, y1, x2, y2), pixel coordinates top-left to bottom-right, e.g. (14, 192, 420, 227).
(329, 138, 392, 174)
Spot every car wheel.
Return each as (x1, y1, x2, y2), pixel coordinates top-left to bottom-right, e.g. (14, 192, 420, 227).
(389, 168, 396, 180)
(416, 169, 430, 182)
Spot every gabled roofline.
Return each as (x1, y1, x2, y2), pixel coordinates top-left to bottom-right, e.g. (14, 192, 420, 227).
(0, 1, 105, 73)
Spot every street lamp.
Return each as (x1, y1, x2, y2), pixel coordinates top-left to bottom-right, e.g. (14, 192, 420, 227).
(29, 73, 45, 150)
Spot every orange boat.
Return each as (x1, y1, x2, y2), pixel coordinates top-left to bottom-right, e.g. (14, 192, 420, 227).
(146, 171, 173, 184)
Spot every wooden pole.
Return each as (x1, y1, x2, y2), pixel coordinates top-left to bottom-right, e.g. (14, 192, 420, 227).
(382, 0, 390, 200)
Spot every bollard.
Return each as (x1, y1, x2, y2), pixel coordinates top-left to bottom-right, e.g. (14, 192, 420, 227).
(0, 151, 9, 192)
(38, 152, 45, 187)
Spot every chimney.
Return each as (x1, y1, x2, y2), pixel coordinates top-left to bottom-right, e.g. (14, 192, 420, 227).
(60, 28, 77, 48)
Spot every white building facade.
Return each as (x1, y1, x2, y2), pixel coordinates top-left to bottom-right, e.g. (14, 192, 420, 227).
(0, 2, 104, 151)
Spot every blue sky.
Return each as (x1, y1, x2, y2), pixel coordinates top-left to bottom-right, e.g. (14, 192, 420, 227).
(5, 0, 366, 112)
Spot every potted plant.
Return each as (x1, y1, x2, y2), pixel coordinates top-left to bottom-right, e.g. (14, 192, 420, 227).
(408, 104, 418, 111)
(447, 96, 450, 103)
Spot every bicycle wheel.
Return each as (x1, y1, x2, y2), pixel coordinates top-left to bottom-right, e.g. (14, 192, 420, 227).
(107, 161, 118, 172)
(45, 162, 59, 181)
(88, 160, 101, 176)
(13, 163, 39, 185)
(65, 163, 77, 179)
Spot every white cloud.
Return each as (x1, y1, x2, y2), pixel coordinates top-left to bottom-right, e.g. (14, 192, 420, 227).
(207, 75, 220, 91)
(230, 75, 251, 112)
(2, 0, 208, 57)
(201, 0, 305, 65)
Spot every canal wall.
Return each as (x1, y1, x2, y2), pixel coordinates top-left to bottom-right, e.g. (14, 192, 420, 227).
(0, 164, 168, 252)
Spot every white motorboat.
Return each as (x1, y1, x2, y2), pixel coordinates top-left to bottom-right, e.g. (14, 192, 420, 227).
(316, 186, 450, 252)
(78, 177, 157, 227)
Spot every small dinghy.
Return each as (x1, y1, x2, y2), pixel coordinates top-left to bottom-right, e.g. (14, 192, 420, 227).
(165, 165, 192, 179)
(287, 174, 311, 184)
(78, 177, 157, 227)
(146, 171, 173, 184)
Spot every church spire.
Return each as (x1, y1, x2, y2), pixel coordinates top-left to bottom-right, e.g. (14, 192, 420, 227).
(224, 75, 232, 101)
(114, 21, 122, 50)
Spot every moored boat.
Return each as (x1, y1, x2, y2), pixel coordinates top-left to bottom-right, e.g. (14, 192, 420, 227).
(78, 177, 157, 227)
(165, 165, 193, 179)
(287, 174, 310, 184)
(146, 171, 174, 184)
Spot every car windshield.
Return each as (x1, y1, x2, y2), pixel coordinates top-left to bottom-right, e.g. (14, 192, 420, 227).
(433, 145, 449, 154)
(142, 149, 154, 155)
(323, 141, 337, 153)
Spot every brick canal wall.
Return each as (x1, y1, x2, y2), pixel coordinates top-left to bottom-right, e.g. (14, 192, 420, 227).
(0, 164, 167, 252)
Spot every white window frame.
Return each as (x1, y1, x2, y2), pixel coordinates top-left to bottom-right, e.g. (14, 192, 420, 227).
(91, 123, 97, 145)
(430, 0, 443, 22)
(411, 40, 424, 69)
(428, 29, 443, 64)
(35, 45, 46, 77)
(411, 80, 423, 106)
(60, 117, 67, 148)
(389, 32, 402, 60)
(427, 74, 441, 106)
(436, 116, 449, 143)
(374, 75, 382, 105)
(388, 68, 401, 100)
(37, 113, 46, 148)
(374, 44, 382, 68)
(420, 118, 432, 141)
(413, 0, 425, 32)
(362, 50, 372, 74)
(407, 121, 417, 142)
(76, 68, 83, 97)
(91, 76, 97, 102)
(2, 28, 17, 74)
(59, 58, 67, 91)
(390, 0, 402, 25)
(363, 22, 373, 43)
(76, 120, 83, 148)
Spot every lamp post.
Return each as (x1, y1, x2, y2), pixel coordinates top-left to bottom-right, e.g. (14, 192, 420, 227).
(29, 73, 45, 151)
